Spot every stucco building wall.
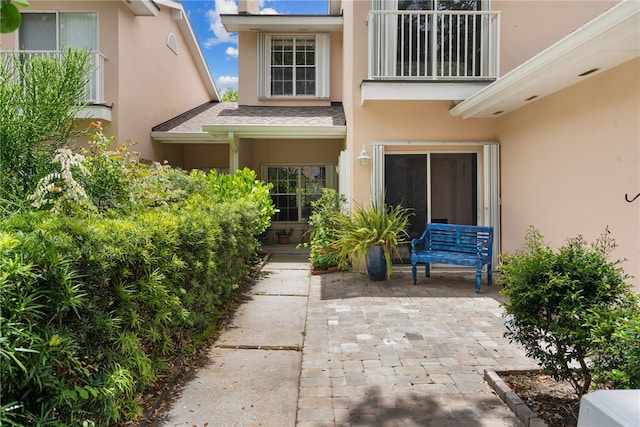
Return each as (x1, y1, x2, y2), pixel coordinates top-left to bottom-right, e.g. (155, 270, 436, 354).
(495, 1, 618, 74)
(116, 5, 213, 162)
(237, 30, 343, 107)
(1, 1, 215, 163)
(498, 58, 640, 288)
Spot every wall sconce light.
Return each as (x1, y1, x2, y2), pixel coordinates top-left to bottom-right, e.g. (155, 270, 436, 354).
(357, 145, 370, 166)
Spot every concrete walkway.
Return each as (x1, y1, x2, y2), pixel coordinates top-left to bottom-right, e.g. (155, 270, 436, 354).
(159, 245, 539, 426)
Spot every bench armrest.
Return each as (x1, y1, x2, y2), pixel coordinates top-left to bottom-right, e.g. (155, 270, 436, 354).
(477, 232, 494, 257)
(411, 226, 430, 253)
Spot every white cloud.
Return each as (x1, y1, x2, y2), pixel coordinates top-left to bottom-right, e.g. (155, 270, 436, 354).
(217, 75, 239, 92)
(225, 46, 239, 58)
(203, 0, 282, 48)
(203, 0, 238, 48)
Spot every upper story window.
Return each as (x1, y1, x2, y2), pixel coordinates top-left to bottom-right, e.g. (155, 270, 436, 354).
(258, 34, 330, 99)
(19, 12, 98, 51)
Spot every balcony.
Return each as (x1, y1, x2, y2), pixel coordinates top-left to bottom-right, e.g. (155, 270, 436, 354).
(0, 50, 110, 120)
(363, 9, 500, 103)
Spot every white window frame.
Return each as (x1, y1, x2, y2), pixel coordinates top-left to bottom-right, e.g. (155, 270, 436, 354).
(18, 11, 99, 51)
(258, 33, 330, 99)
(262, 163, 337, 222)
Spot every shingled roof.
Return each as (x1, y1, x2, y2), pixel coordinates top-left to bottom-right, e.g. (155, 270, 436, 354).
(152, 101, 346, 133)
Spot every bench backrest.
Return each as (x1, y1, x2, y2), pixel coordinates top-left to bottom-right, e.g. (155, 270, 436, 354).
(425, 223, 493, 256)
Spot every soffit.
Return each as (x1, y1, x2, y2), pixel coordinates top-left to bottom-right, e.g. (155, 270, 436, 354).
(450, 1, 640, 119)
(221, 14, 343, 32)
(123, 0, 159, 16)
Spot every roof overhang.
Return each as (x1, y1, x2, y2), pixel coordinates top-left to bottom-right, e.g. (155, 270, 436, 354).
(203, 124, 347, 139)
(450, 0, 640, 119)
(123, 0, 159, 16)
(221, 14, 343, 32)
(151, 131, 227, 143)
(361, 80, 493, 105)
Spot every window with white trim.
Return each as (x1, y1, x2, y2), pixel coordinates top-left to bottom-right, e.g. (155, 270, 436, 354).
(19, 12, 98, 51)
(258, 34, 330, 98)
(263, 164, 336, 222)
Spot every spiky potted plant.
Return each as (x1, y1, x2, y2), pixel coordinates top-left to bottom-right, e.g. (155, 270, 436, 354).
(334, 201, 413, 280)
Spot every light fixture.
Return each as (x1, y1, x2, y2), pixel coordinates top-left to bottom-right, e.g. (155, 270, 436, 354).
(357, 145, 371, 166)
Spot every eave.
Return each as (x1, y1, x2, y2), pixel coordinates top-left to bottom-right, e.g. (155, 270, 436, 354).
(221, 14, 343, 32)
(123, 0, 159, 16)
(150, 132, 227, 143)
(203, 124, 347, 140)
(450, 1, 640, 119)
(361, 80, 493, 105)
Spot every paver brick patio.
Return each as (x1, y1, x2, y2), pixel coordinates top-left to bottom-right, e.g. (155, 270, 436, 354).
(298, 269, 539, 426)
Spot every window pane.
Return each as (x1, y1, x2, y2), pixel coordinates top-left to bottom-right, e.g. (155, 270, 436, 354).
(271, 82, 282, 95)
(268, 35, 318, 97)
(272, 51, 282, 65)
(305, 81, 315, 95)
(266, 166, 326, 222)
(19, 13, 57, 50)
(305, 52, 315, 65)
(60, 12, 98, 50)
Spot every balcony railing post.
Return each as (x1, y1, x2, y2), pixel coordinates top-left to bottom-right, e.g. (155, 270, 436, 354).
(368, 9, 499, 81)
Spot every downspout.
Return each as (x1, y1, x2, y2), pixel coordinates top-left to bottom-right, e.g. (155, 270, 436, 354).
(228, 131, 239, 174)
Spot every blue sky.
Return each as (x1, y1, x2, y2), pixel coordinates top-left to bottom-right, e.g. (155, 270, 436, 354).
(182, 0, 329, 95)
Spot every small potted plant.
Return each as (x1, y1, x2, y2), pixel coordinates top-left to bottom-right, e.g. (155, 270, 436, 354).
(334, 201, 413, 280)
(275, 228, 293, 244)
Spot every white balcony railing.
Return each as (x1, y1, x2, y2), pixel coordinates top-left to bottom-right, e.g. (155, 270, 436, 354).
(368, 10, 500, 80)
(0, 50, 106, 104)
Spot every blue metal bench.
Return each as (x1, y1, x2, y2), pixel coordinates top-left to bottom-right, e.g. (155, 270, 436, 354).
(411, 223, 494, 292)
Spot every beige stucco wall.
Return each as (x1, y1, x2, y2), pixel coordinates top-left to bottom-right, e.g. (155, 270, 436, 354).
(499, 58, 640, 289)
(1, 1, 215, 163)
(237, 31, 342, 106)
(349, 101, 498, 205)
(115, 5, 213, 162)
(493, 1, 617, 74)
(182, 144, 229, 171)
(249, 139, 343, 172)
(342, 0, 499, 206)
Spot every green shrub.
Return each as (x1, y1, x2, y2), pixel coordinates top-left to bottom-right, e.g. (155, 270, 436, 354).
(1, 165, 274, 425)
(588, 294, 640, 390)
(303, 188, 346, 270)
(0, 48, 90, 203)
(499, 227, 631, 397)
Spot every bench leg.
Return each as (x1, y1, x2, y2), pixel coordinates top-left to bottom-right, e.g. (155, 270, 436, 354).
(425, 263, 430, 278)
(412, 263, 417, 285)
(487, 264, 493, 286)
(475, 269, 481, 293)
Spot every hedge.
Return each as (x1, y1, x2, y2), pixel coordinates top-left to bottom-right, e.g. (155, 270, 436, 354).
(1, 168, 274, 426)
